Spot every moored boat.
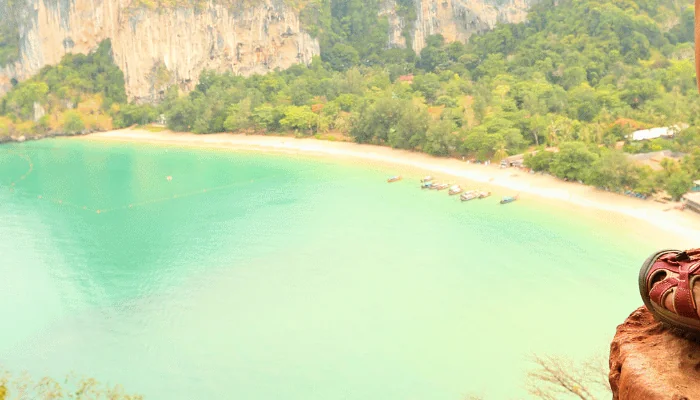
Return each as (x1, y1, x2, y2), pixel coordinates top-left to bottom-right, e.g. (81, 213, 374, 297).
(387, 176, 402, 183)
(460, 191, 478, 202)
(448, 185, 463, 195)
(421, 176, 434, 183)
(421, 181, 434, 189)
(500, 194, 519, 204)
(434, 183, 449, 191)
(478, 191, 491, 199)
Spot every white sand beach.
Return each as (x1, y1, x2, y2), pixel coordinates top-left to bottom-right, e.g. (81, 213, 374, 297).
(81, 129, 700, 247)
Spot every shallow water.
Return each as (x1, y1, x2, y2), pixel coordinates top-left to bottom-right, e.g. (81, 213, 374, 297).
(0, 139, 661, 399)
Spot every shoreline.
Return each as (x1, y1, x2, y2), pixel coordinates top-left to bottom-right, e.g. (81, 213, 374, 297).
(78, 128, 700, 246)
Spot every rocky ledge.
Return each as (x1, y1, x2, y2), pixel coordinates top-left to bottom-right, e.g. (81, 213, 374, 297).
(609, 306, 700, 400)
(0, 131, 92, 144)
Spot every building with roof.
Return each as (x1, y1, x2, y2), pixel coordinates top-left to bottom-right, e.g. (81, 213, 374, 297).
(626, 150, 685, 171)
(683, 192, 700, 214)
(502, 154, 525, 167)
(397, 75, 414, 84)
(629, 124, 688, 141)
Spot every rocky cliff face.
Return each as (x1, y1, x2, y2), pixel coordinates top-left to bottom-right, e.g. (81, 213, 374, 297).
(380, 0, 533, 53)
(609, 307, 700, 400)
(1, 0, 536, 101)
(0, 0, 319, 101)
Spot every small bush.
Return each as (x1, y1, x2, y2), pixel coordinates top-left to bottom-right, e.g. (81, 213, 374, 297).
(63, 111, 85, 134)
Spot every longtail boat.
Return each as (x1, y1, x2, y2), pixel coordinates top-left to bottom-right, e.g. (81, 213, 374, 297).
(448, 185, 463, 195)
(460, 191, 478, 202)
(500, 195, 519, 204)
(421, 176, 434, 183)
(478, 191, 491, 199)
(387, 176, 402, 183)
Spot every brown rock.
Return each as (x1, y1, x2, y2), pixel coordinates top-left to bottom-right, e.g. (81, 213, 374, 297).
(609, 306, 700, 400)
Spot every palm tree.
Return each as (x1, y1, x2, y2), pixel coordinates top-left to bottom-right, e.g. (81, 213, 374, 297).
(493, 142, 509, 162)
(594, 123, 604, 144)
(577, 125, 592, 143)
(547, 120, 559, 146)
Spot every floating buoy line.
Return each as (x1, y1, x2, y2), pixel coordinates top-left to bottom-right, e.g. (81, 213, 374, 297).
(3, 149, 34, 192)
(1, 151, 269, 215)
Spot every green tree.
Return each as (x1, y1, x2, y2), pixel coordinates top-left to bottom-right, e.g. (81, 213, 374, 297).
(326, 43, 359, 71)
(4, 81, 49, 120)
(560, 67, 587, 90)
(280, 105, 318, 133)
(587, 149, 637, 190)
(683, 148, 700, 179)
(251, 104, 285, 131)
(388, 105, 429, 149)
(665, 170, 692, 201)
(411, 73, 441, 102)
(419, 35, 449, 72)
(165, 98, 196, 132)
(424, 119, 456, 156)
(223, 98, 252, 132)
(550, 142, 599, 182)
(114, 104, 158, 128)
(524, 150, 556, 172)
(634, 166, 658, 195)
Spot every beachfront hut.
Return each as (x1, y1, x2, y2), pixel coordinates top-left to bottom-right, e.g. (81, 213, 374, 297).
(692, 180, 700, 192)
(502, 154, 525, 168)
(683, 192, 700, 214)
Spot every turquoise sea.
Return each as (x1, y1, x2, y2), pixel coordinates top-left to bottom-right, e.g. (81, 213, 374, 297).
(0, 139, 666, 399)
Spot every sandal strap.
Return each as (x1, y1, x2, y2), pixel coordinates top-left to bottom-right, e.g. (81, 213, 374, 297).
(649, 261, 700, 319)
(680, 248, 700, 261)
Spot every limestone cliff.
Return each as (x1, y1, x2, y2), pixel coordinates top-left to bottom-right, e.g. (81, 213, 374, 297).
(0, 0, 319, 102)
(380, 0, 534, 53)
(0, 0, 537, 101)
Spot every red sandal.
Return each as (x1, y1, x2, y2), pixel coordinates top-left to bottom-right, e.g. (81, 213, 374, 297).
(639, 248, 700, 337)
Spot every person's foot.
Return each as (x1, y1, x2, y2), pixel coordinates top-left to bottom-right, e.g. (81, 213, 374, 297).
(639, 249, 700, 339)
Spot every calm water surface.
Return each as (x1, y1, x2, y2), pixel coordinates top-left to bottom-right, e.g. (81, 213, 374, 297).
(0, 139, 663, 399)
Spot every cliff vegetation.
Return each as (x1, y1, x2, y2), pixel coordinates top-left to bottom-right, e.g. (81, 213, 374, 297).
(0, 0, 22, 66)
(0, 40, 125, 137)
